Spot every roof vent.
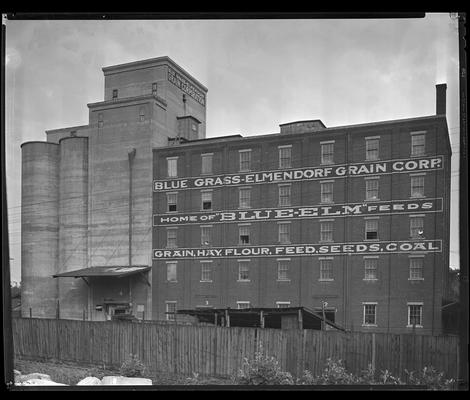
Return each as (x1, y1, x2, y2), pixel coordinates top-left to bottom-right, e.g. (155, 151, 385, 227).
(279, 119, 326, 134)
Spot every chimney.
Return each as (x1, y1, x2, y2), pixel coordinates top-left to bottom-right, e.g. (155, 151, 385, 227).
(436, 83, 447, 115)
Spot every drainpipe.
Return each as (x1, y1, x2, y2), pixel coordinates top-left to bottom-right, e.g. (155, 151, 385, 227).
(128, 148, 136, 310)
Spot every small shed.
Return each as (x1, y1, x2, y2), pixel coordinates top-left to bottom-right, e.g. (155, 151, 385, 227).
(176, 306, 346, 331)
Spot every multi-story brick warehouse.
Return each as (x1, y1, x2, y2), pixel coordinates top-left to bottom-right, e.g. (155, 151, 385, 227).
(21, 56, 452, 334)
(152, 91, 451, 335)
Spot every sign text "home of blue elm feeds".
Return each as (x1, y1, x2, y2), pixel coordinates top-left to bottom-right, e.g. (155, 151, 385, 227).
(153, 198, 442, 225)
(153, 240, 442, 259)
(153, 156, 443, 191)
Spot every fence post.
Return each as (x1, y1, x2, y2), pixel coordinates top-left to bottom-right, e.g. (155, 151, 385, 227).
(371, 333, 376, 372)
(29, 308, 32, 319)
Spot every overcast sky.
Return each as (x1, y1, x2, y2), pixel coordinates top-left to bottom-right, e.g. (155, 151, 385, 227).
(4, 14, 461, 283)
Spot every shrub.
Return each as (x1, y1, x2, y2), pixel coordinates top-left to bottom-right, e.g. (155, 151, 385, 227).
(404, 367, 456, 390)
(119, 354, 146, 377)
(235, 344, 294, 385)
(307, 358, 360, 385)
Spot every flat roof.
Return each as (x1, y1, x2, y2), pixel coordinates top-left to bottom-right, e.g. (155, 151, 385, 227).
(53, 266, 150, 278)
(177, 306, 346, 331)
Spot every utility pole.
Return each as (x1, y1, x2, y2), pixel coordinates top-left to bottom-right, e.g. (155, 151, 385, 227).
(128, 148, 136, 314)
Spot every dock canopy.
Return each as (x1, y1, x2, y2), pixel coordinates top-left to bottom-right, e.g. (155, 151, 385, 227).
(53, 266, 150, 278)
(176, 306, 346, 331)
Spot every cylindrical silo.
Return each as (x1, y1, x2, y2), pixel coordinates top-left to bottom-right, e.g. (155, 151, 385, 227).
(21, 142, 60, 318)
(58, 137, 89, 320)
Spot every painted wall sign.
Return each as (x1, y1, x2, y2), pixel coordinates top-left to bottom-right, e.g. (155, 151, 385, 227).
(153, 198, 443, 226)
(153, 156, 443, 191)
(168, 66, 206, 106)
(153, 240, 442, 259)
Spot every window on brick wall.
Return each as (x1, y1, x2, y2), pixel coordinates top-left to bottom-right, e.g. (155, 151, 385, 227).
(278, 223, 291, 244)
(279, 184, 291, 206)
(201, 190, 213, 210)
(237, 301, 251, 309)
(365, 137, 380, 161)
(201, 153, 213, 175)
(364, 257, 378, 280)
(407, 303, 423, 327)
(167, 192, 178, 212)
(363, 303, 377, 326)
(201, 225, 212, 246)
(410, 216, 424, 239)
(238, 261, 250, 281)
(320, 181, 334, 203)
(410, 174, 425, 198)
(320, 220, 334, 242)
(167, 157, 178, 178)
(165, 301, 177, 321)
(278, 145, 292, 169)
(365, 178, 379, 200)
(277, 259, 290, 281)
(166, 228, 177, 248)
(166, 262, 177, 282)
(411, 132, 426, 156)
(365, 218, 379, 240)
(321, 141, 334, 165)
(239, 225, 251, 245)
(239, 149, 252, 172)
(319, 258, 333, 281)
(112, 89, 118, 99)
(201, 262, 213, 282)
(239, 187, 251, 209)
(409, 257, 424, 280)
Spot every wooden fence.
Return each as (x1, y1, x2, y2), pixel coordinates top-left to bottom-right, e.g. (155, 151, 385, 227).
(12, 317, 459, 379)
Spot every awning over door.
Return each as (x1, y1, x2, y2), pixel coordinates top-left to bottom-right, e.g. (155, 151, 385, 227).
(53, 266, 150, 278)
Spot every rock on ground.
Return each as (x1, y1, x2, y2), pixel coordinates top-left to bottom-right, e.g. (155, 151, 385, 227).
(76, 376, 102, 386)
(15, 372, 52, 383)
(101, 376, 152, 385)
(16, 378, 67, 386)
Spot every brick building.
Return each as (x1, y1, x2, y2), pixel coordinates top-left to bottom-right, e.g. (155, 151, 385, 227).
(152, 85, 451, 334)
(21, 57, 452, 334)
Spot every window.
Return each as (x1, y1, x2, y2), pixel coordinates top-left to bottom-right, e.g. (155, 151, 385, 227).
(98, 113, 104, 128)
(239, 187, 251, 209)
(239, 149, 252, 172)
(239, 225, 251, 245)
(365, 178, 379, 200)
(320, 220, 334, 242)
(237, 301, 251, 309)
(321, 141, 334, 165)
(278, 145, 292, 168)
(276, 302, 291, 308)
(139, 107, 145, 122)
(319, 258, 333, 281)
(165, 301, 177, 321)
(363, 303, 377, 326)
(365, 218, 379, 240)
(112, 89, 118, 99)
(277, 259, 290, 281)
(410, 216, 424, 238)
(167, 192, 177, 212)
(167, 157, 178, 178)
(410, 174, 425, 198)
(201, 262, 213, 282)
(201, 190, 213, 210)
(411, 132, 425, 156)
(320, 181, 334, 203)
(279, 184, 291, 206)
(365, 137, 380, 161)
(278, 223, 291, 244)
(364, 257, 378, 280)
(201, 153, 213, 175)
(407, 303, 423, 327)
(201, 225, 212, 246)
(238, 261, 250, 281)
(409, 257, 424, 280)
(166, 262, 177, 282)
(166, 228, 177, 248)
(152, 82, 158, 95)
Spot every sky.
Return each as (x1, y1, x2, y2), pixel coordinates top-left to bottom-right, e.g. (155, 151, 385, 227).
(4, 14, 461, 284)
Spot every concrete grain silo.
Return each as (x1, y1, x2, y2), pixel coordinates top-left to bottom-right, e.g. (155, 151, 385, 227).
(21, 142, 60, 318)
(57, 137, 89, 320)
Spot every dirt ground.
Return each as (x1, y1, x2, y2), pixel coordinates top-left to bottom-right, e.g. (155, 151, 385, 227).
(14, 357, 231, 386)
